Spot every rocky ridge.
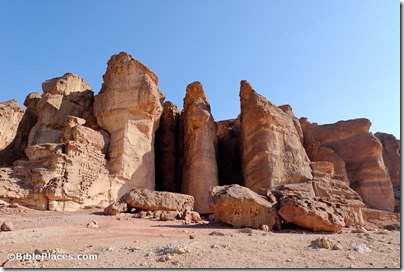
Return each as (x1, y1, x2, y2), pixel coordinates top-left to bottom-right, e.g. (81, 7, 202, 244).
(0, 51, 399, 232)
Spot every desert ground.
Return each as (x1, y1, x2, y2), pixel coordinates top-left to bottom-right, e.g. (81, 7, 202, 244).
(0, 204, 400, 269)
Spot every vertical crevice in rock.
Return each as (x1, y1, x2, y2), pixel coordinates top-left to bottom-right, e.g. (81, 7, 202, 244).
(155, 101, 181, 192)
(216, 118, 243, 186)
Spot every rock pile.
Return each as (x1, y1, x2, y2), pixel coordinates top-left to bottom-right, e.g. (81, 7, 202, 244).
(0, 51, 399, 232)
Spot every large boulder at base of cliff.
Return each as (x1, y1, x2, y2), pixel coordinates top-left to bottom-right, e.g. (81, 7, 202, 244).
(216, 118, 243, 186)
(155, 101, 181, 192)
(181, 82, 219, 214)
(274, 178, 365, 232)
(362, 208, 401, 231)
(208, 184, 280, 229)
(375, 132, 401, 212)
(239, 80, 312, 194)
(119, 188, 194, 212)
(28, 73, 96, 146)
(93, 52, 163, 196)
(300, 118, 395, 212)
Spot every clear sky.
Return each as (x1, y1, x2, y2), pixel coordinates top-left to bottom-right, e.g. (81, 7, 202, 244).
(0, 0, 400, 138)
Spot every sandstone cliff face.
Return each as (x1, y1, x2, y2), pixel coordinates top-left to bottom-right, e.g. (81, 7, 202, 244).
(28, 73, 96, 146)
(375, 132, 400, 212)
(239, 81, 312, 194)
(93, 52, 163, 196)
(1, 117, 110, 211)
(0, 96, 40, 166)
(0, 100, 24, 150)
(155, 101, 181, 192)
(217, 118, 243, 186)
(300, 118, 395, 212)
(181, 82, 219, 214)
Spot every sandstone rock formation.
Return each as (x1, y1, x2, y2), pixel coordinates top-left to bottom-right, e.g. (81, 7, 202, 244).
(181, 82, 219, 214)
(93, 52, 163, 196)
(118, 188, 194, 212)
(28, 73, 96, 146)
(274, 177, 365, 232)
(300, 118, 395, 212)
(239, 80, 312, 193)
(0, 95, 40, 166)
(375, 132, 400, 212)
(0, 117, 111, 211)
(208, 184, 280, 229)
(0, 100, 24, 150)
(155, 101, 180, 192)
(217, 118, 243, 186)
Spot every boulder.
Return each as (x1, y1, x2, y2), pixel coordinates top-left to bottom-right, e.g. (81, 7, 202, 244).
(93, 52, 163, 195)
(375, 132, 400, 212)
(104, 201, 128, 215)
(239, 80, 312, 193)
(300, 118, 395, 212)
(1, 220, 14, 231)
(274, 177, 365, 232)
(28, 73, 96, 146)
(216, 118, 243, 186)
(119, 188, 194, 212)
(155, 101, 180, 192)
(208, 184, 280, 229)
(181, 82, 219, 214)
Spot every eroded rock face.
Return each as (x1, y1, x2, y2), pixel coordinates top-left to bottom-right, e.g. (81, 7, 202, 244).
(0, 117, 111, 211)
(28, 73, 96, 146)
(181, 82, 219, 214)
(0, 96, 40, 166)
(239, 81, 312, 193)
(300, 118, 395, 212)
(217, 118, 243, 186)
(155, 101, 180, 192)
(208, 184, 280, 229)
(375, 132, 400, 212)
(274, 177, 365, 233)
(94, 52, 163, 196)
(119, 188, 194, 212)
(0, 100, 24, 150)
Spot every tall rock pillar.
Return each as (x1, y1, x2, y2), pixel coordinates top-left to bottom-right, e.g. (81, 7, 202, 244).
(94, 52, 163, 197)
(181, 82, 219, 214)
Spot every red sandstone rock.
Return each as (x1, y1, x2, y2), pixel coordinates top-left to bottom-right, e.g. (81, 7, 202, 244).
(300, 118, 395, 212)
(208, 184, 280, 229)
(181, 82, 219, 214)
(239, 80, 312, 193)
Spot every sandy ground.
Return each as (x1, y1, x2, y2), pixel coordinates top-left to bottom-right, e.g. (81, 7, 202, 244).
(0, 205, 400, 269)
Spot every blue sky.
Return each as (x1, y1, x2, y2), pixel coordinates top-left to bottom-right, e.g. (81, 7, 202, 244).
(0, 0, 400, 138)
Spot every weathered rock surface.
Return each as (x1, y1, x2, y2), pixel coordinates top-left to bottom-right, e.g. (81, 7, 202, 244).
(1, 220, 14, 231)
(0, 117, 111, 211)
(104, 201, 128, 215)
(217, 118, 243, 186)
(375, 132, 400, 212)
(119, 188, 194, 212)
(0, 95, 40, 166)
(274, 178, 365, 232)
(0, 100, 24, 150)
(93, 52, 163, 196)
(155, 101, 180, 192)
(362, 208, 400, 231)
(181, 82, 219, 214)
(208, 184, 280, 229)
(28, 73, 96, 146)
(300, 118, 395, 212)
(239, 80, 312, 193)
